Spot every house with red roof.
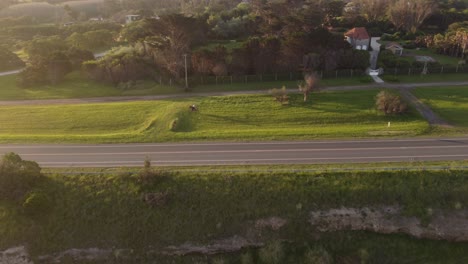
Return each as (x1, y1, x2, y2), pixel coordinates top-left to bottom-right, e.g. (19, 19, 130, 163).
(344, 27, 370, 50)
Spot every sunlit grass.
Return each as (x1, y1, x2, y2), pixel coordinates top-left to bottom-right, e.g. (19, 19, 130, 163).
(0, 90, 429, 143)
(412, 86, 468, 127)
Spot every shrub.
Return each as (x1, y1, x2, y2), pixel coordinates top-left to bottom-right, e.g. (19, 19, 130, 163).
(0, 153, 42, 202)
(22, 191, 52, 216)
(137, 157, 171, 188)
(259, 241, 285, 264)
(375, 90, 408, 115)
(385, 76, 400, 83)
(170, 118, 179, 131)
(240, 252, 255, 264)
(303, 246, 332, 264)
(269, 86, 289, 105)
(359, 76, 373, 83)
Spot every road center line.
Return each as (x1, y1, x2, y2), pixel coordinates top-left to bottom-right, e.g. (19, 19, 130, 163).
(10, 145, 468, 156)
(37, 154, 468, 165)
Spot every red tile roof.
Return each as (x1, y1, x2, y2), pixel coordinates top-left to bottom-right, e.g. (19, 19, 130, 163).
(344, 27, 370, 40)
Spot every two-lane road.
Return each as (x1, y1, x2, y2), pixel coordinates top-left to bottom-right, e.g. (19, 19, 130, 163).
(0, 138, 467, 167)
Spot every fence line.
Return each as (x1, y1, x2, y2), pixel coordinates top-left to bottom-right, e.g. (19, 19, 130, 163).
(383, 65, 468, 76)
(154, 69, 367, 87)
(149, 66, 467, 87)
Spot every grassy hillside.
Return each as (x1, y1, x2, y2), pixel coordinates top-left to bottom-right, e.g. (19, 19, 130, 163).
(0, 90, 429, 143)
(1, 168, 467, 262)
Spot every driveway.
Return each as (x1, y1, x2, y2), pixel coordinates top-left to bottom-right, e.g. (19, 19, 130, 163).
(0, 69, 23, 76)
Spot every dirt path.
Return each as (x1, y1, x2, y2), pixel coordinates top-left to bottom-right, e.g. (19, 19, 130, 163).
(399, 88, 453, 127)
(0, 81, 466, 106)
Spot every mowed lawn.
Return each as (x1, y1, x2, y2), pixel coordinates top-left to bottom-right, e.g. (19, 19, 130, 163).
(0, 90, 429, 143)
(412, 86, 468, 127)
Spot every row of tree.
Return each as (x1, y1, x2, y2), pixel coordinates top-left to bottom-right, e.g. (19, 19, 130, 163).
(18, 36, 94, 87)
(416, 22, 468, 59)
(81, 13, 369, 85)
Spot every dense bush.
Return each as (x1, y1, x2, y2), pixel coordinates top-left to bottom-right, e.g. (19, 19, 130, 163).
(269, 86, 289, 105)
(0, 49, 25, 71)
(17, 51, 73, 87)
(0, 153, 42, 202)
(359, 76, 373, 83)
(375, 90, 408, 115)
(23, 191, 52, 216)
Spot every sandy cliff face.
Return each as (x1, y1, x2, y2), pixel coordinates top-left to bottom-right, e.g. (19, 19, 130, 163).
(0, 246, 33, 264)
(309, 206, 468, 242)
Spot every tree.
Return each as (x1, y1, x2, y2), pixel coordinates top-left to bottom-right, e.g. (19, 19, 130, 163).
(389, 0, 438, 33)
(83, 46, 151, 85)
(298, 72, 319, 102)
(46, 51, 73, 85)
(355, 0, 390, 23)
(24, 36, 68, 62)
(0, 50, 25, 71)
(63, 4, 78, 21)
(17, 51, 72, 87)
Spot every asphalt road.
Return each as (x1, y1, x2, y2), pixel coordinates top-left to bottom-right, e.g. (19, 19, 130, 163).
(0, 138, 467, 167)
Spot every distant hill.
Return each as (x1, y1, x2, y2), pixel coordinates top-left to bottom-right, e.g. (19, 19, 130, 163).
(0, 2, 66, 23)
(0, 0, 105, 23)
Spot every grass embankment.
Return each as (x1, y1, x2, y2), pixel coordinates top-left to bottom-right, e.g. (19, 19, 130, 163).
(412, 86, 468, 127)
(1, 169, 467, 262)
(0, 90, 429, 143)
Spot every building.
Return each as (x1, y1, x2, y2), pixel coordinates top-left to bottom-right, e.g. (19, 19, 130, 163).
(344, 27, 370, 50)
(385, 42, 404, 56)
(125, 15, 141, 24)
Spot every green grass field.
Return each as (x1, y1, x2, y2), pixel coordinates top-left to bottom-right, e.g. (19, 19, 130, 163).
(0, 71, 370, 101)
(0, 72, 184, 100)
(382, 73, 468, 83)
(0, 90, 429, 143)
(410, 48, 462, 66)
(1, 168, 467, 262)
(412, 86, 468, 127)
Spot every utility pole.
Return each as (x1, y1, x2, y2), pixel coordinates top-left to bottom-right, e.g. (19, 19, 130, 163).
(183, 54, 189, 91)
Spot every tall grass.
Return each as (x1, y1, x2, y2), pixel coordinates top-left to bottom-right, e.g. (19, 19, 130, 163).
(0, 169, 467, 260)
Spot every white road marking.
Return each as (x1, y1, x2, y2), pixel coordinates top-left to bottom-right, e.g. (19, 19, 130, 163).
(11, 145, 468, 156)
(0, 137, 467, 149)
(37, 154, 468, 165)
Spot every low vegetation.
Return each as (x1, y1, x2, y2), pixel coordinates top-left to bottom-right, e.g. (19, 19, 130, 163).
(375, 90, 408, 115)
(0, 90, 429, 143)
(1, 155, 467, 262)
